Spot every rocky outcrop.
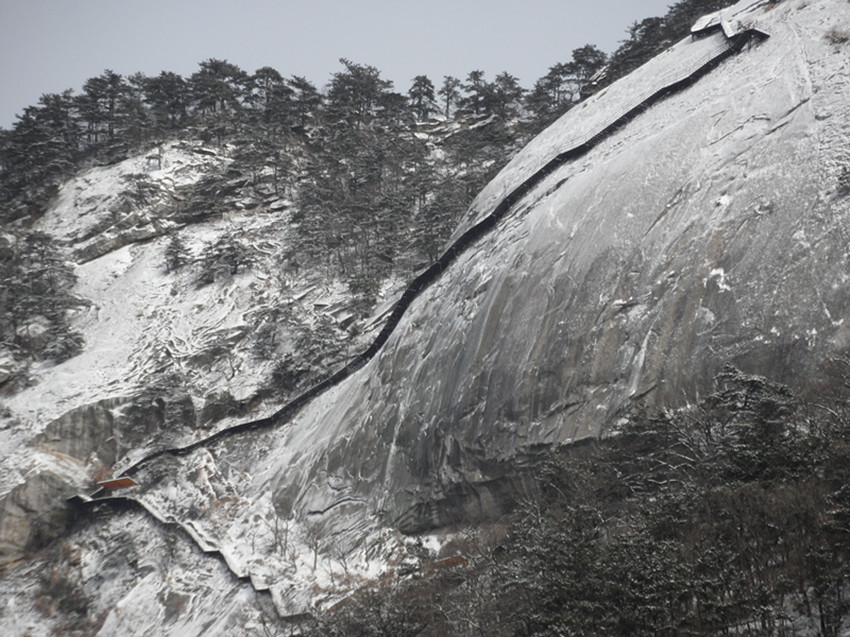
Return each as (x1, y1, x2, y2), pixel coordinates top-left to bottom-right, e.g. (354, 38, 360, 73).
(0, 470, 78, 566)
(73, 212, 176, 264)
(0, 393, 196, 565)
(93, 2, 843, 563)
(34, 397, 128, 467)
(0, 353, 17, 387)
(34, 393, 197, 466)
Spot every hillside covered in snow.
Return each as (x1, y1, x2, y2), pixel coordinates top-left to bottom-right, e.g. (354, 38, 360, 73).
(2, 0, 850, 634)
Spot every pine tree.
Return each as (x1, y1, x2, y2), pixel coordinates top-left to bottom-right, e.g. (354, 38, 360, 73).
(459, 70, 490, 116)
(247, 66, 294, 129)
(407, 75, 435, 121)
(197, 235, 254, 286)
(122, 72, 151, 144)
(144, 71, 188, 130)
(570, 44, 608, 86)
(189, 58, 247, 116)
(525, 77, 558, 122)
(1, 232, 83, 362)
(164, 234, 190, 273)
(326, 59, 393, 127)
(77, 70, 127, 145)
(0, 93, 78, 221)
(288, 75, 323, 130)
(438, 76, 462, 118)
(489, 71, 525, 119)
(414, 177, 466, 263)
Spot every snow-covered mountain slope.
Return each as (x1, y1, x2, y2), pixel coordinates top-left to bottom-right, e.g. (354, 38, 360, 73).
(2, 0, 850, 633)
(0, 141, 391, 564)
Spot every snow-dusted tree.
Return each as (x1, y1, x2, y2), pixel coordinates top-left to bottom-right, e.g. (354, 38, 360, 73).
(0, 92, 78, 220)
(77, 69, 127, 144)
(163, 234, 190, 273)
(189, 58, 247, 116)
(570, 44, 608, 86)
(459, 70, 490, 116)
(438, 75, 462, 118)
(288, 75, 323, 129)
(121, 72, 151, 144)
(414, 176, 467, 263)
(196, 235, 254, 286)
(326, 59, 393, 127)
(526, 77, 559, 122)
(1, 232, 83, 363)
(407, 75, 435, 121)
(143, 71, 188, 130)
(247, 66, 294, 128)
(489, 71, 525, 119)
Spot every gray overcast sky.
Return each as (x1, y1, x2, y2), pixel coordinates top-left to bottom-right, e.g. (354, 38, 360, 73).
(0, 0, 675, 129)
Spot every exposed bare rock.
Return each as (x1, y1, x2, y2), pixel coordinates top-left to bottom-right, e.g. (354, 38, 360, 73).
(34, 394, 196, 467)
(0, 470, 78, 565)
(34, 397, 127, 467)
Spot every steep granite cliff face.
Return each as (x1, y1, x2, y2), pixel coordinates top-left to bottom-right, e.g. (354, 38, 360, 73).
(256, 0, 850, 535)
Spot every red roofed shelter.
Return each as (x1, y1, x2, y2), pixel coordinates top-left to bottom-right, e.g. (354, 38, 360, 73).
(97, 477, 138, 492)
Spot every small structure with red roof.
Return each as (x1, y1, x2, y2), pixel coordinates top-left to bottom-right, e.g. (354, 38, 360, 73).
(97, 477, 138, 492)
